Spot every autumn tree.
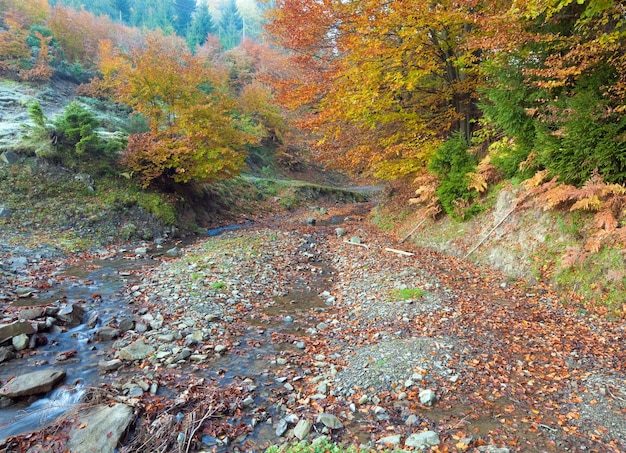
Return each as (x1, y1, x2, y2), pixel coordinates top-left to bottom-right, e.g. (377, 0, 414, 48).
(265, 0, 483, 179)
(97, 32, 256, 186)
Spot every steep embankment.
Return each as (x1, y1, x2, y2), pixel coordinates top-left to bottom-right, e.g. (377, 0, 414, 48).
(377, 182, 626, 315)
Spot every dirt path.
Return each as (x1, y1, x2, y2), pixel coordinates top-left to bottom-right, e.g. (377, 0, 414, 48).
(3, 201, 625, 452)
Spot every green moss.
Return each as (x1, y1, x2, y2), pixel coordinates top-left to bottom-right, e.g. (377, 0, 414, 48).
(389, 287, 426, 301)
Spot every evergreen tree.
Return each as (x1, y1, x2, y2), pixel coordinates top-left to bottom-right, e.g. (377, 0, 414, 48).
(218, 0, 243, 50)
(173, 0, 195, 36)
(186, 3, 215, 50)
(111, 0, 131, 23)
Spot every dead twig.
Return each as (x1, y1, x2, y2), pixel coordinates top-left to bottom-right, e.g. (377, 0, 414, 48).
(343, 239, 369, 249)
(400, 218, 428, 243)
(385, 247, 415, 256)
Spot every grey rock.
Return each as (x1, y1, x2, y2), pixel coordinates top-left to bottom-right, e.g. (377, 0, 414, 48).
(349, 236, 361, 244)
(96, 327, 121, 341)
(0, 206, 11, 219)
(134, 247, 148, 255)
(99, 359, 123, 372)
(0, 369, 66, 397)
(316, 413, 343, 429)
(275, 418, 289, 437)
(165, 247, 181, 257)
(295, 341, 306, 349)
(419, 388, 437, 406)
(307, 218, 316, 225)
(335, 228, 347, 237)
(0, 346, 16, 363)
(214, 344, 228, 353)
(405, 414, 419, 426)
(377, 434, 401, 446)
(11, 333, 29, 351)
(118, 317, 134, 332)
(119, 339, 154, 361)
(56, 303, 85, 325)
(0, 151, 19, 165)
(66, 403, 133, 453)
(478, 447, 511, 453)
(0, 320, 35, 344)
(405, 430, 440, 448)
(294, 420, 312, 440)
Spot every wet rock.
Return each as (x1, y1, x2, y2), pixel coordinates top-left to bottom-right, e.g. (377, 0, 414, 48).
(0, 346, 16, 363)
(419, 388, 437, 406)
(405, 430, 440, 448)
(96, 326, 121, 341)
(86, 312, 99, 328)
(294, 420, 312, 440)
(66, 403, 133, 453)
(316, 413, 343, 429)
(119, 339, 154, 361)
(118, 317, 134, 332)
(0, 320, 35, 344)
(11, 333, 29, 351)
(275, 418, 289, 437)
(56, 303, 85, 325)
(99, 358, 123, 372)
(18, 307, 45, 321)
(0, 368, 66, 397)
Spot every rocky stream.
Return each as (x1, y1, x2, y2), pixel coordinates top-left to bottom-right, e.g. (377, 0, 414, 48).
(0, 202, 625, 453)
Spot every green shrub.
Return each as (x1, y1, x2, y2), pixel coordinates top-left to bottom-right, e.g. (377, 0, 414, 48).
(428, 132, 480, 220)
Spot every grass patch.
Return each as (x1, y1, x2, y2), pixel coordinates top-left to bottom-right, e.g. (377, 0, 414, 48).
(266, 438, 381, 453)
(389, 287, 426, 301)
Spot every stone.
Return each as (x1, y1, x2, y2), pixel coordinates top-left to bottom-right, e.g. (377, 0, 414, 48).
(405, 414, 419, 426)
(405, 431, 440, 448)
(0, 151, 19, 165)
(66, 403, 133, 453)
(0, 369, 66, 397)
(0, 346, 16, 363)
(478, 447, 511, 453)
(316, 413, 343, 429)
(377, 435, 401, 446)
(0, 206, 11, 219)
(294, 420, 312, 440)
(307, 218, 316, 225)
(0, 320, 35, 344)
(214, 344, 228, 353)
(96, 327, 121, 341)
(335, 228, 347, 237)
(275, 418, 289, 437)
(119, 340, 154, 361)
(56, 303, 85, 325)
(165, 247, 181, 257)
(135, 247, 148, 255)
(118, 318, 134, 332)
(419, 388, 437, 406)
(18, 307, 45, 321)
(11, 333, 29, 351)
(349, 236, 361, 244)
(99, 359, 123, 372)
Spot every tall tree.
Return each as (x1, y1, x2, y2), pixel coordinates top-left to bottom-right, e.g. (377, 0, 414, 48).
(219, 0, 243, 50)
(173, 0, 195, 35)
(186, 2, 215, 50)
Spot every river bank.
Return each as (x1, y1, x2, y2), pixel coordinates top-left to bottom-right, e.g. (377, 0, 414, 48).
(1, 201, 624, 452)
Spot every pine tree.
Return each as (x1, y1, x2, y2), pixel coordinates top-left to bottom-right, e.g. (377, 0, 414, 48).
(218, 0, 243, 50)
(186, 2, 215, 50)
(173, 0, 195, 36)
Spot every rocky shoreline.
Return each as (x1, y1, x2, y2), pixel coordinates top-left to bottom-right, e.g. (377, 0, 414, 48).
(1, 203, 625, 452)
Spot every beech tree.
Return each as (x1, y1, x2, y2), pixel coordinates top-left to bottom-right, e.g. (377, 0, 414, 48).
(97, 32, 256, 185)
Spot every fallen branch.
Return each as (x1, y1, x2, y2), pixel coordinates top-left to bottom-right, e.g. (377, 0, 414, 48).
(385, 247, 415, 256)
(400, 218, 428, 243)
(343, 239, 369, 249)
(463, 204, 517, 259)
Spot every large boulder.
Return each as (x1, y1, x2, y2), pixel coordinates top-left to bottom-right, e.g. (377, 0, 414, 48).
(56, 303, 85, 325)
(0, 369, 66, 398)
(0, 320, 35, 344)
(66, 403, 133, 453)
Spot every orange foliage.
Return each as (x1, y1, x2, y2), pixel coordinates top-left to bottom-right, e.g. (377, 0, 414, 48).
(100, 33, 253, 185)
